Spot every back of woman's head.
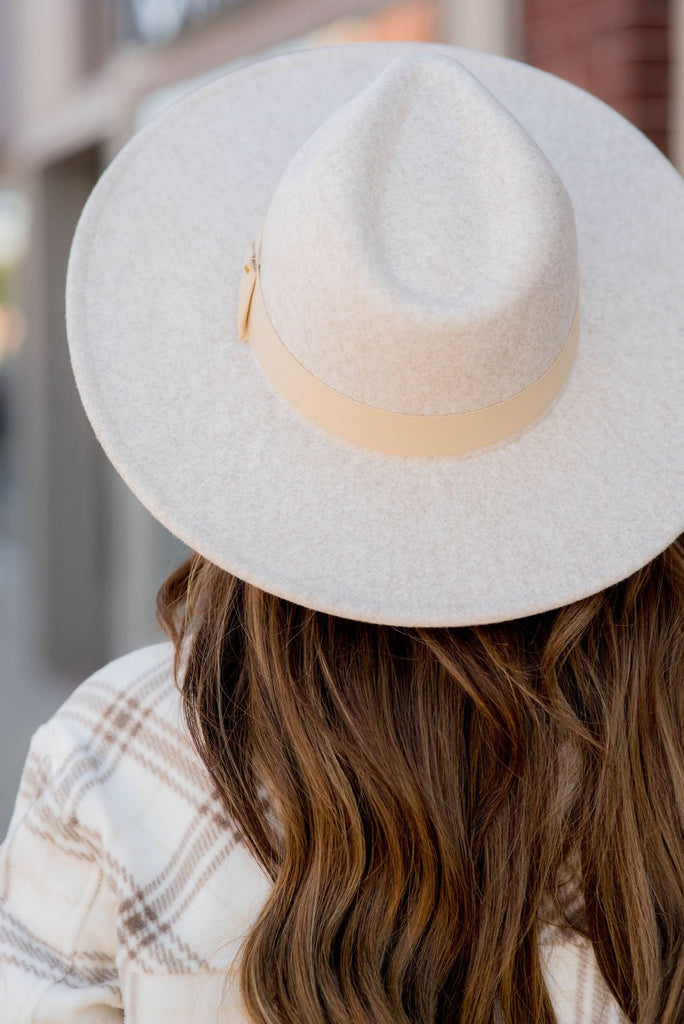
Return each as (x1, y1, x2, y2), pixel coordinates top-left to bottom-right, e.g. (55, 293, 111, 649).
(158, 533, 684, 1024)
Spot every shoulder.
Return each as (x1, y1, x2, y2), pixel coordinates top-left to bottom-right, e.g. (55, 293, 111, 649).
(7, 641, 273, 972)
(48, 640, 180, 745)
(2, 641, 234, 904)
(35, 640, 203, 788)
(32, 640, 220, 843)
(1, 643, 273, 1015)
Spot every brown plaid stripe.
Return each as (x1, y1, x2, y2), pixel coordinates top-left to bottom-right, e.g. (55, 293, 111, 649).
(0, 642, 630, 1022)
(0, 907, 118, 991)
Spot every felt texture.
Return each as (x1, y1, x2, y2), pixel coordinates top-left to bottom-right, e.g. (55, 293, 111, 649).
(65, 43, 684, 626)
(262, 54, 579, 415)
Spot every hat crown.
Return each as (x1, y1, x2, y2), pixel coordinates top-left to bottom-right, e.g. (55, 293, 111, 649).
(260, 54, 580, 416)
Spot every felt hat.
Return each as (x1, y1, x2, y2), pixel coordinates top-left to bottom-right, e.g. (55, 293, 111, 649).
(65, 42, 684, 627)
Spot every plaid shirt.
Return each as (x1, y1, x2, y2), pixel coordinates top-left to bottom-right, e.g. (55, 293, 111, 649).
(0, 642, 628, 1023)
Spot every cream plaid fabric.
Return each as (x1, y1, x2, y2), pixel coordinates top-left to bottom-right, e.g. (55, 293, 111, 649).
(0, 643, 628, 1023)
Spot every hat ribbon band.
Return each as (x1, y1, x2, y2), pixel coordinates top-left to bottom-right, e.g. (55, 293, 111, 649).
(237, 242, 579, 457)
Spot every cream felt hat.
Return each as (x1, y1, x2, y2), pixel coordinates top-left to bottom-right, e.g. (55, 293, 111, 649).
(65, 42, 684, 627)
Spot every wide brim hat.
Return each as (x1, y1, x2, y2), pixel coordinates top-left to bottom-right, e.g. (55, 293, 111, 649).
(66, 42, 684, 627)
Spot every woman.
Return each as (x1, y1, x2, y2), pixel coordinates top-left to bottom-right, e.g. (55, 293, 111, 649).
(1, 42, 683, 1024)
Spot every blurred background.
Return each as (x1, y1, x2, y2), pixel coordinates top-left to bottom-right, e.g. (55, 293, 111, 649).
(0, 0, 682, 834)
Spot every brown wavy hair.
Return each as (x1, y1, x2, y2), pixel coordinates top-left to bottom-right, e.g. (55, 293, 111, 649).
(157, 534, 684, 1024)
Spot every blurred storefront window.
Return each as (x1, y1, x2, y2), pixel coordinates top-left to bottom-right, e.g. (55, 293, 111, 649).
(0, 189, 29, 368)
(121, 0, 250, 46)
(135, 1, 438, 127)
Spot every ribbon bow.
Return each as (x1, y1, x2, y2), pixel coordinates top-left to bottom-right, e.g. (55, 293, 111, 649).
(237, 240, 259, 341)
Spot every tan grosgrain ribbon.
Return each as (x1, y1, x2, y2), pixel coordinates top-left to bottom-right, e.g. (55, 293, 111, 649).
(237, 239, 579, 457)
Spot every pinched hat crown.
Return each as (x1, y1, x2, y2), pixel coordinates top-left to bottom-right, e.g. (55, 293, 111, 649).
(250, 54, 580, 442)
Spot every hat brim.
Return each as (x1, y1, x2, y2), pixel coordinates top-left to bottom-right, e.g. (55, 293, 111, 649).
(66, 42, 684, 626)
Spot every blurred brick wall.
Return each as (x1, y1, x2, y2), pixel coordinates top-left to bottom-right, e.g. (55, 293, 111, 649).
(524, 0, 671, 153)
